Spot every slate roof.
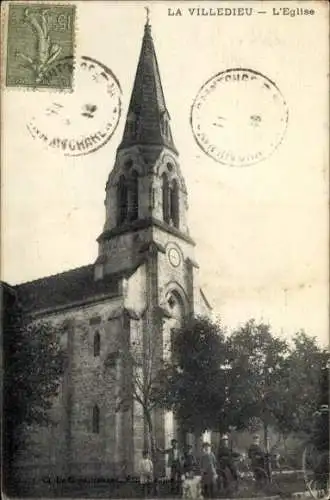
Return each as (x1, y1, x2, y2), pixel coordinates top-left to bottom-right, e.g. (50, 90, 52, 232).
(119, 22, 177, 153)
(15, 264, 121, 313)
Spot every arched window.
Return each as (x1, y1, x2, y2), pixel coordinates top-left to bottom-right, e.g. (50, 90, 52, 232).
(170, 179, 179, 228)
(162, 173, 170, 223)
(93, 331, 100, 357)
(92, 405, 100, 434)
(130, 170, 139, 221)
(117, 175, 128, 225)
(166, 290, 185, 325)
(166, 290, 186, 362)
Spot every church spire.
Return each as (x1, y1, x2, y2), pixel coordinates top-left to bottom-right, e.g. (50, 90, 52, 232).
(118, 14, 177, 153)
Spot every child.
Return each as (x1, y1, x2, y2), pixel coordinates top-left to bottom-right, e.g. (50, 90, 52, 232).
(182, 470, 203, 500)
(138, 450, 154, 498)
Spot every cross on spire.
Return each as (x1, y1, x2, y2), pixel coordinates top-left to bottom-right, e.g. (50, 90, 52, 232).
(145, 6, 150, 26)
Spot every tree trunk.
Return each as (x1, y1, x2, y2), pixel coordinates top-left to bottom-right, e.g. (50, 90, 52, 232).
(263, 422, 272, 482)
(144, 408, 156, 472)
(144, 407, 161, 496)
(283, 435, 288, 457)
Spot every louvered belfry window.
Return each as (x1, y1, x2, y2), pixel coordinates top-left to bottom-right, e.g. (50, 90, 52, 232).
(162, 172, 170, 223)
(130, 170, 139, 221)
(117, 175, 128, 225)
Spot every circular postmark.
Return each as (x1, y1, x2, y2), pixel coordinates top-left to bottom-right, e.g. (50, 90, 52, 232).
(191, 68, 288, 167)
(26, 55, 122, 156)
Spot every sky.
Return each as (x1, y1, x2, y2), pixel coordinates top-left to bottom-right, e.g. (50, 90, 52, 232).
(2, 1, 329, 346)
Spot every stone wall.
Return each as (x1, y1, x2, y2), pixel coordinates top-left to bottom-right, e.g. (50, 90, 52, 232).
(15, 295, 136, 479)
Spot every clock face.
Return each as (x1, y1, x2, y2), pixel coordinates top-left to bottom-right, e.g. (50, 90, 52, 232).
(168, 247, 181, 267)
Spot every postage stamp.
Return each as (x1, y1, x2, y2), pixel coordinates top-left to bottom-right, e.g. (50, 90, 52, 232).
(26, 55, 122, 156)
(190, 68, 289, 167)
(5, 2, 76, 90)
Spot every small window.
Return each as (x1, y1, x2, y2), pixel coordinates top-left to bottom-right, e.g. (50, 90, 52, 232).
(127, 113, 138, 138)
(105, 351, 118, 369)
(168, 297, 176, 308)
(89, 316, 101, 326)
(160, 113, 165, 135)
(94, 331, 101, 357)
(164, 121, 168, 137)
(125, 159, 133, 169)
(92, 405, 100, 434)
(151, 188, 155, 209)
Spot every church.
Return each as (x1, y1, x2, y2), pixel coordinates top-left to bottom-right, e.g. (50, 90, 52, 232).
(13, 18, 211, 479)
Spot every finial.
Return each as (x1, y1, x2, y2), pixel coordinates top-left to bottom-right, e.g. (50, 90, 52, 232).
(145, 6, 150, 26)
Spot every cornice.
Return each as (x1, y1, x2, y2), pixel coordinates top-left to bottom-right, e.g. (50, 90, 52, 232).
(97, 217, 196, 246)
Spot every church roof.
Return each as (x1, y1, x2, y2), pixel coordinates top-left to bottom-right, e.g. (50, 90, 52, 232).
(15, 265, 121, 314)
(118, 21, 177, 153)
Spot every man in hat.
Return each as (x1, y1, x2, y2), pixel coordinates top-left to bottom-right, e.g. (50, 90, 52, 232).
(217, 434, 240, 490)
(248, 435, 266, 486)
(158, 438, 183, 494)
(200, 442, 217, 498)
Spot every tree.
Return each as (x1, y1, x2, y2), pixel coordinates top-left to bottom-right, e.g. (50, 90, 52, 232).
(113, 323, 164, 471)
(158, 316, 229, 438)
(226, 320, 289, 449)
(314, 358, 329, 451)
(2, 284, 64, 486)
(304, 357, 329, 488)
(277, 332, 329, 437)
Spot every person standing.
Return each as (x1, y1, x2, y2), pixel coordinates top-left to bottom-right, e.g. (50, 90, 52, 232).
(157, 438, 183, 495)
(200, 442, 217, 498)
(138, 450, 154, 498)
(248, 435, 266, 486)
(217, 435, 240, 489)
(183, 444, 197, 476)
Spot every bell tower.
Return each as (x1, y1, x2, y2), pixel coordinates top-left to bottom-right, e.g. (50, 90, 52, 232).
(95, 18, 193, 278)
(94, 17, 211, 472)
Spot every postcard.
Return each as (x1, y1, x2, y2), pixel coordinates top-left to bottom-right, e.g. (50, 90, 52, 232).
(1, 1, 329, 498)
